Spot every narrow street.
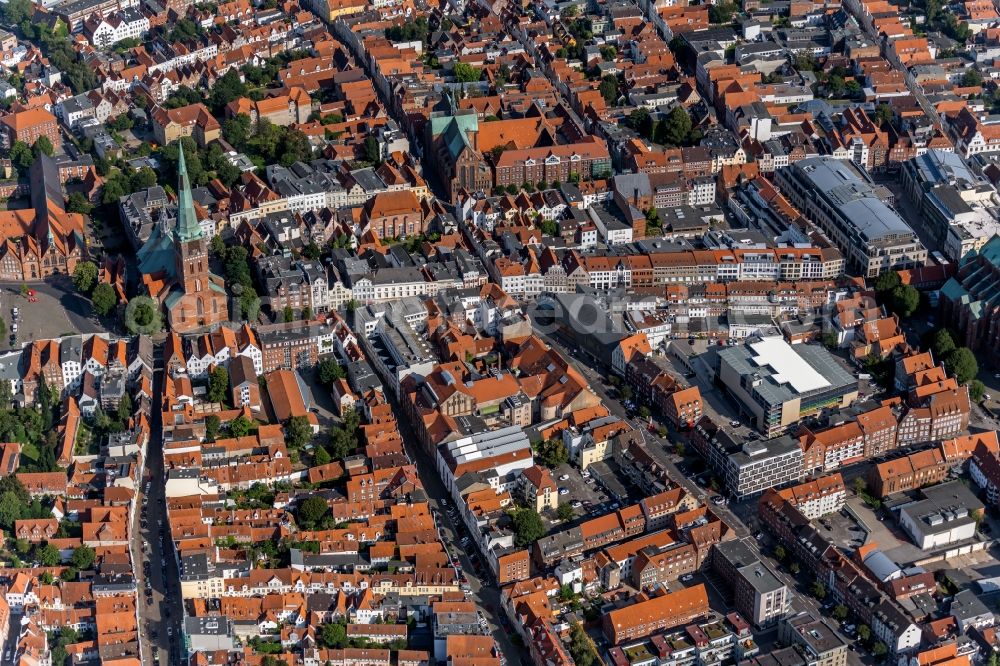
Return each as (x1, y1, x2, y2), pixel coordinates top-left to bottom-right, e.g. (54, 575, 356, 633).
(135, 343, 184, 666)
(374, 363, 528, 666)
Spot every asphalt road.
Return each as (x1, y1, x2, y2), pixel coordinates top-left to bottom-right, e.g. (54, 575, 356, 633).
(136, 344, 184, 665)
(371, 360, 527, 666)
(529, 326, 752, 537)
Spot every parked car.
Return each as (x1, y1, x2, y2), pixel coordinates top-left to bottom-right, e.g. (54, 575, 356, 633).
(559, 474, 570, 481)
(558, 488, 569, 495)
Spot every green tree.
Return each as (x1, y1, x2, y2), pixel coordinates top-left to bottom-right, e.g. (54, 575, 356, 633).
(66, 192, 94, 215)
(37, 543, 60, 567)
(931, 329, 956, 359)
(363, 136, 381, 164)
(125, 296, 163, 335)
(285, 415, 313, 449)
(283, 305, 294, 323)
(314, 446, 331, 466)
(229, 415, 253, 438)
(91, 283, 117, 316)
(209, 69, 248, 114)
(662, 106, 694, 146)
(302, 242, 322, 260)
(32, 136, 53, 157)
(297, 496, 329, 529)
(556, 503, 575, 521)
(124, 296, 161, 335)
(453, 63, 481, 82)
(0, 0, 32, 25)
(533, 439, 569, 468)
(0, 490, 23, 530)
(970, 379, 987, 402)
(598, 75, 619, 104)
(890, 284, 920, 317)
(72, 261, 98, 294)
(774, 544, 787, 561)
(628, 108, 653, 137)
(874, 103, 894, 126)
(328, 409, 360, 459)
(241, 290, 261, 321)
(321, 621, 348, 648)
(873, 270, 902, 294)
(569, 624, 598, 666)
(872, 642, 888, 658)
(207, 367, 230, 405)
(539, 219, 559, 236)
(811, 581, 827, 600)
(318, 358, 346, 385)
(205, 415, 221, 442)
(9, 141, 32, 173)
(858, 625, 871, 642)
(210, 235, 226, 257)
(511, 507, 545, 547)
(223, 114, 253, 151)
(117, 394, 132, 423)
(129, 166, 158, 191)
(833, 604, 849, 620)
(708, 0, 738, 23)
(946, 347, 979, 384)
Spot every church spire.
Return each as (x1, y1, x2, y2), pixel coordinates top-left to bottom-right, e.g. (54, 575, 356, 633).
(175, 141, 202, 242)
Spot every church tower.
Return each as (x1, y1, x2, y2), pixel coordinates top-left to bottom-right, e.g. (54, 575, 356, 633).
(173, 142, 211, 297)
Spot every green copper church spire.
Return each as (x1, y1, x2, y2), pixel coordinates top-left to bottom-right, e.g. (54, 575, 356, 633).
(175, 140, 202, 242)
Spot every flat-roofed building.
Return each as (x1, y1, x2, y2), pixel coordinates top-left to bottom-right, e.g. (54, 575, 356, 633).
(777, 613, 848, 666)
(898, 481, 984, 550)
(717, 336, 858, 437)
(713, 538, 790, 628)
(774, 157, 926, 278)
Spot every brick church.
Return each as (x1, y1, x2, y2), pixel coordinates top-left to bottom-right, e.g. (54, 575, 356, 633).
(137, 143, 229, 333)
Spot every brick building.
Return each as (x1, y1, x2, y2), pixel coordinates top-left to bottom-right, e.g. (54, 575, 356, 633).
(361, 190, 424, 239)
(0, 109, 61, 150)
(602, 585, 710, 644)
(941, 235, 1000, 351)
(868, 448, 949, 498)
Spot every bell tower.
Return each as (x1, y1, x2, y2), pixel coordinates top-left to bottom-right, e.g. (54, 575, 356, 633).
(173, 142, 210, 295)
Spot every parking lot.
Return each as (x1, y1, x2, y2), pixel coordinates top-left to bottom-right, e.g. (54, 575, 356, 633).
(0, 277, 106, 351)
(545, 463, 614, 526)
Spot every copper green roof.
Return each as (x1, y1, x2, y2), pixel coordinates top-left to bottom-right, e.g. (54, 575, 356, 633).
(175, 141, 202, 243)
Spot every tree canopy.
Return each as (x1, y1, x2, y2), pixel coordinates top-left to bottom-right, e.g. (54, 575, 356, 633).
(285, 415, 313, 449)
(453, 63, 482, 83)
(947, 347, 979, 384)
(91, 283, 117, 316)
(207, 367, 230, 405)
(297, 496, 329, 529)
(72, 262, 98, 294)
(510, 507, 545, 547)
